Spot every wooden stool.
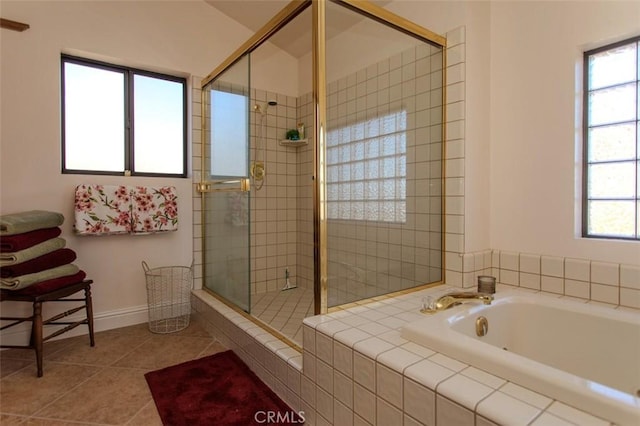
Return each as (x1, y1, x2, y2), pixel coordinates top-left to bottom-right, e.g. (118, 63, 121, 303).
(0, 279, 95, 377)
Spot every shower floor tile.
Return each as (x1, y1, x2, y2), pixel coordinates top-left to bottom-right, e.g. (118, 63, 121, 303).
(251, 286, 314, 347)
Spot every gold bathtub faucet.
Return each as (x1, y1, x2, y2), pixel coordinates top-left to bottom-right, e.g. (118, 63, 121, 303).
(421, 292, 493, 314)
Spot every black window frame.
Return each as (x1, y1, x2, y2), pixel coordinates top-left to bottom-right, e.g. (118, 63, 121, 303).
(61, 54, 188, 178)
(582, 36, 640, 241)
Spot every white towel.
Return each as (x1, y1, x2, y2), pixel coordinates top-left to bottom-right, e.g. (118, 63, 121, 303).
(131, 186, 178, 233)
(74, 184, 132, 235)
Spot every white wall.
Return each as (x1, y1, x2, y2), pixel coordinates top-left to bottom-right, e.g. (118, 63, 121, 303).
(390, 0, 639, 265)
(489, 1, 640, 265)
(387, 1, 492, 255)
(203, 28, 299, 96)
(251, 40, 299, 97)
(0, 0, 253, 331)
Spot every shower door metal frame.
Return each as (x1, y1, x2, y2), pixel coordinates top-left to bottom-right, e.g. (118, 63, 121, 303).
(199, 0, 447, 316)
(312, 0, 327, 317)
(201, 0, 310, 88)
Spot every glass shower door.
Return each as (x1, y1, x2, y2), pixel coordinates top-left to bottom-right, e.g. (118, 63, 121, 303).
(200, 55, 251, 312)
(324, 1, 444, 307)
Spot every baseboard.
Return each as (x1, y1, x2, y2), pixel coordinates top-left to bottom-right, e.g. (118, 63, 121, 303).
(0, 304, 149, 347)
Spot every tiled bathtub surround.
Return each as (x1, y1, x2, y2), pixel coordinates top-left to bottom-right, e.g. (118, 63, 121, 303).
(450, 249, 640, 309)
(300, 284, 621, 426)
(192, 284, 620, 425)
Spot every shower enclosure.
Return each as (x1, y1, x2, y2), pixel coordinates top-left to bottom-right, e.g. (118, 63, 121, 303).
(198, 0, 446, 347)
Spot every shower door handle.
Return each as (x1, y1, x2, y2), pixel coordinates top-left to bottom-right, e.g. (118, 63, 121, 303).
(196, 178, 250, 193)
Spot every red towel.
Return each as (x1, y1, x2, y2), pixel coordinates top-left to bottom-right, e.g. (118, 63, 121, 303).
(0, 248, 77, 278)
(3, 270, 87, 296)
(0, 227, 62, 252)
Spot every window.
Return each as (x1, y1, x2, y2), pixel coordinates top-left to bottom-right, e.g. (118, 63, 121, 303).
(209, 89, 248, 178)
(583, 36, 639, 240)
(327, 110, 407, 223)
(61, 55, 187, 177)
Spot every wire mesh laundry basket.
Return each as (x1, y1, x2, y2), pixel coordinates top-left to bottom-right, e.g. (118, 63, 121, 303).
(142, 261, 192, 334)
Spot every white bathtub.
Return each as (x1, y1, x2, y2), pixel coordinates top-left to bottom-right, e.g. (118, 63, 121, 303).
(401, 290, 640, 425)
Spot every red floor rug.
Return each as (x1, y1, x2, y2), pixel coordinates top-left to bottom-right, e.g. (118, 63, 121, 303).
(145, 350, 304, 425)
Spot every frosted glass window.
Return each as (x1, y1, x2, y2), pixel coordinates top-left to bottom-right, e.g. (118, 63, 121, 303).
(326, 110, 407, 222)
(584, 37, 639, 239)
(588, 162, 635, 198)
(588, 201, 636, 238)
(210, 90, 248, 178)
(134, 75, 185, 174)
(62, 55, 186, 177)
(588, 123, 635, 162)
(63, 62, 124, 172)
(588, 83, 636, 126)
(588, 42, 637, 89)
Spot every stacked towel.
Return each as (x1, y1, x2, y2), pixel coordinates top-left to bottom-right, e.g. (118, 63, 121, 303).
(0, 238, 66, 266)
(1, 248, 77, 278)
(0, 211, 84, 291)
(0, 227, 61, 251)
(2, 264, 80, 290)
(0, 210, 64, 235)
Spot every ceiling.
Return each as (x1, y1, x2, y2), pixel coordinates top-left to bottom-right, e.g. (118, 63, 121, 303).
(204, 1, 291, 34)
(204, 0, 391, 58)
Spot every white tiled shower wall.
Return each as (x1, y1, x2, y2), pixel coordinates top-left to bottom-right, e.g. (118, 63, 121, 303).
(249, 91, 302, 294)
(193, 35, 447, 303)
(323, 40, 444, 306)
(249, 89, 319, 295)
(248, 34, 447, 304)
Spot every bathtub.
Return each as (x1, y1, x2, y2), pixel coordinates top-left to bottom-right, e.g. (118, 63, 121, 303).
(401, 290, 640, 425)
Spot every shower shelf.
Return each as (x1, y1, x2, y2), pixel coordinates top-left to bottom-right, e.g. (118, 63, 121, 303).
(279, 138, 308, 147)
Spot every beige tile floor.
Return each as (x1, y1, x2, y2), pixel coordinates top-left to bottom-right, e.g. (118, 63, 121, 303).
(0, 316, 226, 425)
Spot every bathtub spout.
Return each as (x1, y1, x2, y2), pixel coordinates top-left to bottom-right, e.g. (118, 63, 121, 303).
(421, 292, 493, 314)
